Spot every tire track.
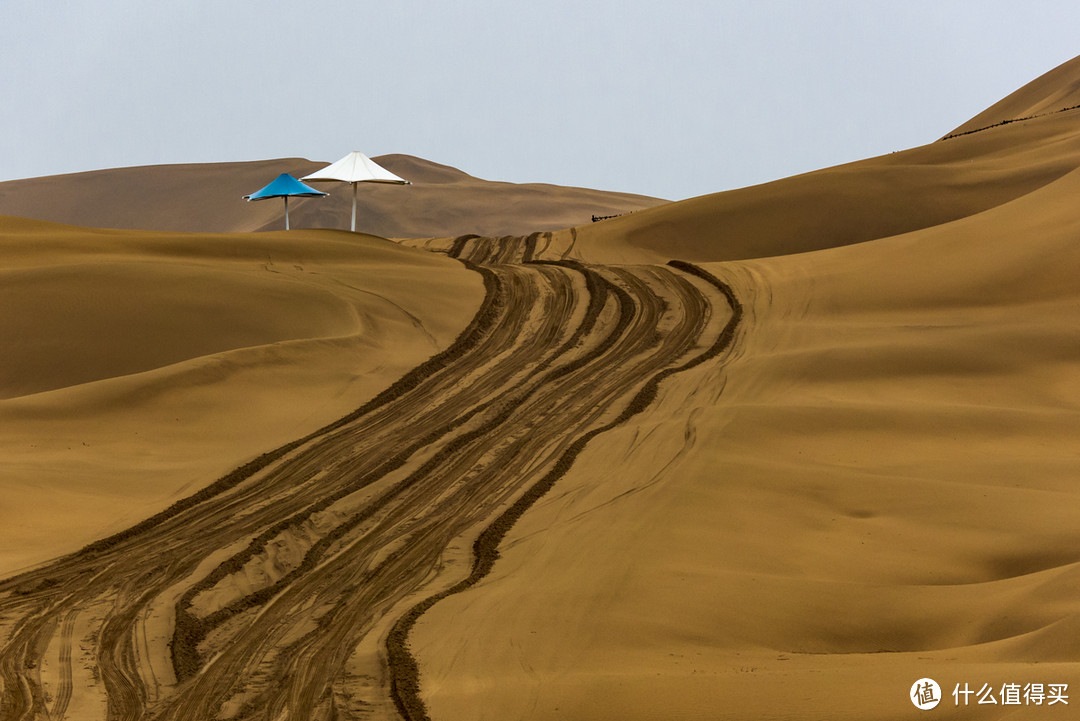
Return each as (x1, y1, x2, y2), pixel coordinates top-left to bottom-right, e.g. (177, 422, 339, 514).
(48, 610, 77, 721)
(153, 263, 641, 720)
(0, 247, 741, 721)
(387, 261, 742, 721)
(0, 265, 510, 721)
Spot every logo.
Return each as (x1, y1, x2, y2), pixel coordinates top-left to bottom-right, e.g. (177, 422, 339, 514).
(912, 678, 942, 710)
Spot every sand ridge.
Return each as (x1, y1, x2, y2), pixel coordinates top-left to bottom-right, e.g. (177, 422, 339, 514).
(0, 155, 665, 238)
(546, 99, 1080, 265)
(948, 54, 1080, 137)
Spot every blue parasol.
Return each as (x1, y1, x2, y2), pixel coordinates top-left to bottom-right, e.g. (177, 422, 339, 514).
(243, 173, 328, 230)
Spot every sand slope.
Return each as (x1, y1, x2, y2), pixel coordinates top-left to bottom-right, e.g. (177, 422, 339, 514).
(0, 216, 482, 574)
(410, 60, 1080, 719)
(0, 155, 664, 238)
(949, 54, 1080, 136)
(539, 105, 1080, 265)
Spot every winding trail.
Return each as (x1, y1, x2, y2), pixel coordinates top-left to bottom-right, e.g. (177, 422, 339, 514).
(0, 245, 740, 721)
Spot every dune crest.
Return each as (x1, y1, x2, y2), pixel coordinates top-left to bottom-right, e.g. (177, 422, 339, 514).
(948, 54, 1080, 137)
(0, 155, 665, 238)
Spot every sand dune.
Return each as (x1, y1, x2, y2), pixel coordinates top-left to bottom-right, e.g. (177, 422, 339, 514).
(406, 59, 1080, 720)
(0, 154, 664, 238)
(0, 252, 733, 720)
(533, 103, 1080, 265)
(3, 52, 1080, 721)
(0, 216, 483, 573)
(0, 159, 312, 234)
(949, 54, 1080, 136)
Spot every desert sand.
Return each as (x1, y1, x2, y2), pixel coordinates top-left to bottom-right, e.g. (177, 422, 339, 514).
(2, 53, 1080, 721)
(0, 218, 483, 573)
(407, 56, 1080, 720)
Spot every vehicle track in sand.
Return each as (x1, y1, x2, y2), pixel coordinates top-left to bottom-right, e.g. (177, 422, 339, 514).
(0, 245, 739, 721)
(47, 610, 76, 721)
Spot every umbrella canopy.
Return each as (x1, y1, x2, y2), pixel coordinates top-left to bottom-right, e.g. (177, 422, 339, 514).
(243, 173, 327, 230)
(302, 152, 409, 231)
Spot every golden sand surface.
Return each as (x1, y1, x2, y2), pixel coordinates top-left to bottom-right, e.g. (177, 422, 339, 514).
(3, 54, 1080, 721)
(0, 219, 483, 573)
(410, 60, 1080, 719)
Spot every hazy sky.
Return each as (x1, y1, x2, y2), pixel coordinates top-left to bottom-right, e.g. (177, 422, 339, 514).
(3, 2, 1079, 200)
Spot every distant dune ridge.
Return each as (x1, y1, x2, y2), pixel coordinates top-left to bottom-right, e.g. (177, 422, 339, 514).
(2, 53, 1080, 721)
(0, 154, 665, 237)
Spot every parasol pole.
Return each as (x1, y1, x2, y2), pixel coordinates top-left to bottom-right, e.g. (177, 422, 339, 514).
(284, 196, 290, 230)
(351, 182, 358, 232)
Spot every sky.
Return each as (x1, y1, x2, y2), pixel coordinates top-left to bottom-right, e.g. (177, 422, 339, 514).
(2, 2, 1080, 201)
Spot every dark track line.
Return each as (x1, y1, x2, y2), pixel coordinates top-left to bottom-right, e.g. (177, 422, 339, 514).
(0, 251, 742, 721)
(387, 262, 742, 721)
